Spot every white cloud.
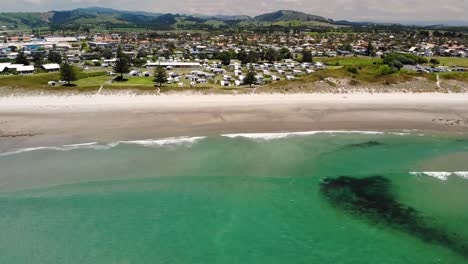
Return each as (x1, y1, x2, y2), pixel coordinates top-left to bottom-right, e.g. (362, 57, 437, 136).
(2, 0, 467, 23)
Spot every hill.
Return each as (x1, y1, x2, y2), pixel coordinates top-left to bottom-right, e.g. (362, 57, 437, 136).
(254, 10, 330, 23)
(5, 7, 463, 32)
(0, 8, 337, 31)
(0, 12, 52, 29)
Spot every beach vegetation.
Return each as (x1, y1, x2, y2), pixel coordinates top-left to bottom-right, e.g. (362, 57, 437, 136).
(379, 65, 398, 75)
(346, 66, 358, 74)
(383, 53, 428, 66)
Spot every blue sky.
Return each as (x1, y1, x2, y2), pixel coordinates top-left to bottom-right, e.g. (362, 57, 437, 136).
(4, 0, 467, 23)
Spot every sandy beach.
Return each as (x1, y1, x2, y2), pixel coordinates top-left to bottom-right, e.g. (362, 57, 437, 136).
(1, 93, 468, 151)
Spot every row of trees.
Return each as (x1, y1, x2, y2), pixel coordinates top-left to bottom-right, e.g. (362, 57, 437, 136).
(13, 51, 63, 67)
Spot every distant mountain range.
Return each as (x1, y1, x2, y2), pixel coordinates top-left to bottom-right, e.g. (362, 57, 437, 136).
(0, 7, 466, 31)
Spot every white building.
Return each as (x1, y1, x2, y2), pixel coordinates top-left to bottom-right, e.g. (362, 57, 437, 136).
(145, 61, 201, 68)
(42, 63, 60, 72)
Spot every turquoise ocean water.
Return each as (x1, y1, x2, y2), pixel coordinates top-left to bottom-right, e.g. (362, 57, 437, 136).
(0, 131, 467, 263)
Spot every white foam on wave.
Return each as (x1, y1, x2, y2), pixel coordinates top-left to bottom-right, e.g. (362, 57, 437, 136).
(389, 132, 411, 136)
(222, 130, 385, 140)
(0, 142, 106, 157)
(453, 172, 468, 179)
(0, 137, 206, 157)
(410, 171, 468, 181)
(63, 142, 99, 147)
(119, 136, 206, 147)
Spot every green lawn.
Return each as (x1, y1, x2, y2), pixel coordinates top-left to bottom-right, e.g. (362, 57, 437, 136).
(434, 57, 468, 67)
(74, 75, 114, 87)
(110, 77, 154, 86)
(0, 72, 59, 88)
(0, 70, 107, 90)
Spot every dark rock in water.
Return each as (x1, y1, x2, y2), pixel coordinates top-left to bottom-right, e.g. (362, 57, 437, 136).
(348, 141, 383, 148)
(320, 176, 467, 257)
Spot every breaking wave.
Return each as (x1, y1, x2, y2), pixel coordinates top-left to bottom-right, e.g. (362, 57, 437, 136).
(409, 171, 468, 181)
(0, 137, 206, 157)
(222, 130, 389, 140)
(0, 130, 419, 157)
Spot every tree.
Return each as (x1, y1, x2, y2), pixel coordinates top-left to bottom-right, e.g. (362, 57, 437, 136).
(153, 66, 167, 88)
(301, 49, 313, 63)
(237, 49, 248, 64)
(101, 48, 113, 59)
(367, 40, 376, 57)
(133, 58, 146, 68)
(116, 45, 124, 58)
(218, 51, 232, 66)
(343, 43, 353, 52)
(137, 49, 148, 59)
(113, 57, 130, 81)
(60, 63, 77, 85)
(15, 51, 29, 65)
(264, 48, 278, 63)
(32, 53, 44, 68)
(165, 42, 176, 54)
(47, 51, 62, 64)
(244, 65, 257, 87)
(246, 51, 259, 64)
(279, 48, 292, 60)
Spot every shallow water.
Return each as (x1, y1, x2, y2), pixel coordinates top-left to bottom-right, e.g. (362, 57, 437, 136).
(1, 132, 467, 263)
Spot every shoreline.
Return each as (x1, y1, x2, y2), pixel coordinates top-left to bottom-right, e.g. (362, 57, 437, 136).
(1, 92, 468, 151)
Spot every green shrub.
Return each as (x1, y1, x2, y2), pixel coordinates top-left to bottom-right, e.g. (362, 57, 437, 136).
(347, 66, 358, 74)
(383, 53, 427, 66)
(389, 59, 404, 70)
(379, 65, 398, 75)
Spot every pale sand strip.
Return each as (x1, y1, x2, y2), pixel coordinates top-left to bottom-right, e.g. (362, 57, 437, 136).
(0, 93, 467, 151)
(1, 93, 468, 111)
